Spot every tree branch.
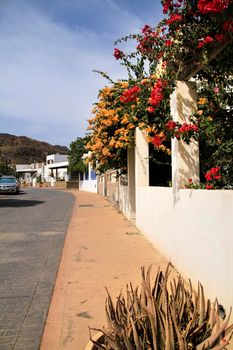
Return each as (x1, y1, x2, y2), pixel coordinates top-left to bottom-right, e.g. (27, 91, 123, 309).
(178, 39, 232, 80)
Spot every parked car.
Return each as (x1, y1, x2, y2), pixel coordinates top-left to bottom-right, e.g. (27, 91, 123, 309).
(0, 176, 20, 194)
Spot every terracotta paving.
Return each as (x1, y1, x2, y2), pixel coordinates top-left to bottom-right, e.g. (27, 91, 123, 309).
(40, 190, 177, 350)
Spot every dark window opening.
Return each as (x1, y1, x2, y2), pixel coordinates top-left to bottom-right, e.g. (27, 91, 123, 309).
(149, 141, 172, 187)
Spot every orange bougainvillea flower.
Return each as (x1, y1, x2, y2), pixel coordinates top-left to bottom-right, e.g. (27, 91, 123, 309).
(197, 97, 208, 105)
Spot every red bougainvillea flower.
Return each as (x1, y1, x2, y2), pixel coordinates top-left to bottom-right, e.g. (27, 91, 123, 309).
(197, 35, 214, 48)
(188, 178, 193, 184)
(166, 13, 183, 25)
(198, 0, 231, 14)
(147, 106, 155, 113)
(223, 20, 233, 32)
(204, 36, 214, 43)
(136, 25, 159, 54)
(211, 167, 220, 174)
(215, 33, 226, 42)
(149, 79, 167, 106)
(197, 41, 205, 48)
(205, 172, 212, 181)
(114, 48, 125, 60)
(206, 184, 214, 189)
(165, 39, 173, 46)
(162, 61, 167, 69)
(178, 123, 199, 133)
(166, 120, 177, 130)
(162, 0, 172, 14)
(151, 135, 165, 148)
(205, 167, 221, 182)
(120, 86, 141, 103)
(141, 24, 153, 34)
(137, 35, 157, 54)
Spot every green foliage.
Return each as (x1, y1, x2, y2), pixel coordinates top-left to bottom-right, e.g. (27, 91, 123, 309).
(95, 149, 127, 174)
(91, 266, 233, 349)
(68, 137, 89, 175)
(36, 174, 43, 183)
(196, 68, 233, 188)
(0, 163, 17, 177)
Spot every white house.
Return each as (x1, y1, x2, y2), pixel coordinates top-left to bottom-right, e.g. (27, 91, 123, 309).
(43, 154, 69, 182)
(16, 153, 98, 192)
(16, 164, 38, 185)
(78, 152, 97, 193)
(16, 154, 69, 185)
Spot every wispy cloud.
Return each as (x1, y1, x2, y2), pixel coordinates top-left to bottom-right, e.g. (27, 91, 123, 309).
(0, 0, 162, 145)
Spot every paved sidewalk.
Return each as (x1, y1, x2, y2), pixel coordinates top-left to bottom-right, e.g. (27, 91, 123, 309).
(40, 190, 177, 350)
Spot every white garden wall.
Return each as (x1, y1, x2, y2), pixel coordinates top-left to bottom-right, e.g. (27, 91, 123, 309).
(79, 180, 97, 193)
(97, 81, 233, 315)
(98, 172, 131, 218)
(136, 186, 233, 314)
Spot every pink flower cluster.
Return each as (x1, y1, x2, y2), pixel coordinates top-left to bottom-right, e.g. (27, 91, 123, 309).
(149, 79, 167, 107)
(198, 0, 231, 14)
(120, 86, 141, 103)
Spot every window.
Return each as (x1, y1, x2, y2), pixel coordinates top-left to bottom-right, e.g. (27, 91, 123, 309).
(90, 170, 96, 180)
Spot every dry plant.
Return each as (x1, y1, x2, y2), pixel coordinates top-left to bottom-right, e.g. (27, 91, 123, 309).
(90, 265, 233, 349)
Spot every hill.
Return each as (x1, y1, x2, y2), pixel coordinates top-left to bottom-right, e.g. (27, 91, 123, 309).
(0, 133, 69, 164)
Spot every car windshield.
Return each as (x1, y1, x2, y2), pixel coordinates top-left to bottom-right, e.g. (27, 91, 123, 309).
(0, 178, 16, 183)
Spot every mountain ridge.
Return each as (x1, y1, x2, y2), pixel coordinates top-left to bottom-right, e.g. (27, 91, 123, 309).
(0, 133, 69, 164)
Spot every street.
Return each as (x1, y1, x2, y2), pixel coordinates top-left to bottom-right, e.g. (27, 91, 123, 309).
(0, 188, 74, 350)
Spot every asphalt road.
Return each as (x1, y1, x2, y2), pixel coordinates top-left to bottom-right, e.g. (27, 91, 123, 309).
(0, 188, 75, 350)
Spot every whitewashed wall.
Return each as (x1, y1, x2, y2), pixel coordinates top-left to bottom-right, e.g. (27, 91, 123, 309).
(118, 182, 130, 218)
(136, 186, 233, 314)
(79, 180, 97, 193)
(98, 172, 130, 218)
(97, 81, 233, 315)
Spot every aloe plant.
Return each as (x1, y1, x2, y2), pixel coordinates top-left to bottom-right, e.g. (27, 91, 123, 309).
(90, 265, 233, 349)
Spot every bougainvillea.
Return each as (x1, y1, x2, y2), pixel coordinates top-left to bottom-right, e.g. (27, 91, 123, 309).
(186, 166, 222, 189)
(87, 0, 232, 184)
(149, 79, 167, 107)
(120, 85, 141, 103)
(86, 82, 137, 171)
(198, 0, 232, 14)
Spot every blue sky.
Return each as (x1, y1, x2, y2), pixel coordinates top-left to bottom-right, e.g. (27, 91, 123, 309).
(0, 0, 163, 147)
